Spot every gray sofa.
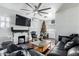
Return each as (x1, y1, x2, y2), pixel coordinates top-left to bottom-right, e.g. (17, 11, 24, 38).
(48, 34, 79, 56)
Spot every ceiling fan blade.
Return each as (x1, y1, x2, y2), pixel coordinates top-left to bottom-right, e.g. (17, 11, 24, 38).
(38, 13, 42, 16)
(33, 13, 35, 16)
(38, 8, 51, 11)
(25, 3, 33, 9)
(26, 13, 31, 15)
(37, 3, 42, 9)
(21, 9, 30, 11)
(39, 11, 48, 14)
(34, 5, 37, 9)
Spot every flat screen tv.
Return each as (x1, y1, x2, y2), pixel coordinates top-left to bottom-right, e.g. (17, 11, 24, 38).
(16, 14, 31, 27)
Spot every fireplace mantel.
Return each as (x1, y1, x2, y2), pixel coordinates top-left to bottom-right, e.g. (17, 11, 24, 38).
(11, 26, 29, 33)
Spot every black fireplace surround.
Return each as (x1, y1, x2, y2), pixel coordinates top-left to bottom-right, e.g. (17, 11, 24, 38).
(18, 36, 25, 44)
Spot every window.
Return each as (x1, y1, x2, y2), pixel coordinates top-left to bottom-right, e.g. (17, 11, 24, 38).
(0, 16, 10, 28)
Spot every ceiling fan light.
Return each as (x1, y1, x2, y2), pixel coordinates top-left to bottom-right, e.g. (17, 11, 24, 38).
(34, 11, 38, 14)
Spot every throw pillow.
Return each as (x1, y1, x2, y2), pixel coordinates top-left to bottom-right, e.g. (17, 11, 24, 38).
(61, 37, 70, 44)
(72, 36, 79, 45)
(64, 41, 75, 50)
(69, 34, 79, 39)
(58, 35, 70, 41)
(64, 36, 79, 50)
(7, 44, 18, 53)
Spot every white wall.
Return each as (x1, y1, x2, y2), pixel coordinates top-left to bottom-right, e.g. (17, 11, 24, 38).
(56, 4, 79, 40)
(30, 19, 43, 37)
(0, 6, 15, 47)
(45, 20, 55, 38)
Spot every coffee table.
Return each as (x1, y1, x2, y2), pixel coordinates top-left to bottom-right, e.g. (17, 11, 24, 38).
(29, 40, 51, 53)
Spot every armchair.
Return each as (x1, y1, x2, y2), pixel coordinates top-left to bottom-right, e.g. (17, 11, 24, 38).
(31, 31, 37, 41)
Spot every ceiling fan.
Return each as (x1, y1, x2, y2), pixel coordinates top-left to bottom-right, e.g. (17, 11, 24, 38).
(21, 3, 51, 17)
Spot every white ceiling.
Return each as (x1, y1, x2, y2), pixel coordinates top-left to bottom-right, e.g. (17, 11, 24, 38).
(0, 3, 62, 20)
(57, 3, 79, 13)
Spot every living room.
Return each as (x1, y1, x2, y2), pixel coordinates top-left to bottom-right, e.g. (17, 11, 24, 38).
(0, 3, 79, 56)
(0, 3, 57, 56)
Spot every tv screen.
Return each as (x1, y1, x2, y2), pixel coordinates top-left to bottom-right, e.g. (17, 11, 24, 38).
(16, 15, 31, 27)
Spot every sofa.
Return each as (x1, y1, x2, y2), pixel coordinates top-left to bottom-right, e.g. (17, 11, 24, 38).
(48, 34, 79, 56)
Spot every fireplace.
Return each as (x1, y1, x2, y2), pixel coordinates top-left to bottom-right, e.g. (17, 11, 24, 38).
(18, 36, 25, 44)
(11, 26, 30, 44)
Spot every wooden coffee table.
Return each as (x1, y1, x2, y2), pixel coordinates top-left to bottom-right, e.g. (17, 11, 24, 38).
(29, 40, 51, 53)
